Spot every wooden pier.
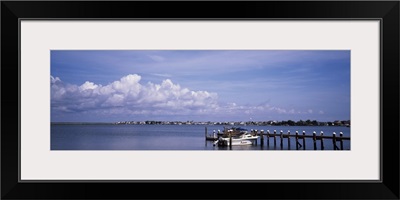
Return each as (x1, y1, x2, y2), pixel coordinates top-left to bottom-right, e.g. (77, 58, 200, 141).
(205, 127, 350, 150)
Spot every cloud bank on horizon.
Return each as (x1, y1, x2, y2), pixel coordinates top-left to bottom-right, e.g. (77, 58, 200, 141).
(51, 50, 350, 122)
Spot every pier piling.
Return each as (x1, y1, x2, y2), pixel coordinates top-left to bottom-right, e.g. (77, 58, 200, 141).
(229, 133, 232, 149)
(340, 132, 344, 150)
(313, 131, 317, 150)
(254, 130, 258, 145)
(280, 130, 283, 149)
(213, 131, 216, 139)
(287, 131, 291, 150)
(273, 130, 277, 146)
(260, 130, 264, 146)
(205, 127, 207, 141)
(302, 131, 306, 150)
(320, 131, 324, 150)
(333, 132, 337, 150)
(295, 131, 299, 150)
(267, 130, 270, 146)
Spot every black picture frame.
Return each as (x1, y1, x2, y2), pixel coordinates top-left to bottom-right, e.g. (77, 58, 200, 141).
(2, 1, 399, 199)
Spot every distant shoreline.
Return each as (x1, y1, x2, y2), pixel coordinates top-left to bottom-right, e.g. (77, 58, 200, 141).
(51, 120, 350, 127)
(51, 122, 114, 125)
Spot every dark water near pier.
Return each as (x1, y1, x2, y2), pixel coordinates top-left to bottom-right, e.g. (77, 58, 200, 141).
(51, 124, 350, 150)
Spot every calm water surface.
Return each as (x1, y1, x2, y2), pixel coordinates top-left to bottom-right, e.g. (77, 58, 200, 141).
(51, 125, 351, 150)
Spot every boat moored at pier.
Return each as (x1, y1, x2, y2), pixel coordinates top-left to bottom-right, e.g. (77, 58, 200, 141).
(213, 132, 259, 146)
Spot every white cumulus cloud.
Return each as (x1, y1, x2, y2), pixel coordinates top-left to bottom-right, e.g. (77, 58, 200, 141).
(51, 74, 219, 115)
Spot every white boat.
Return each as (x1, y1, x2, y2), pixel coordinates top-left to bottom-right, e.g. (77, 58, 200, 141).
(231, 140, 253, 146)
(213, 132, 259, 146)
(235, 132, 259, 141)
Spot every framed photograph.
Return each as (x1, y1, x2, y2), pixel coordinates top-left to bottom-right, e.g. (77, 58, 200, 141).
(2, 1, 399, 199)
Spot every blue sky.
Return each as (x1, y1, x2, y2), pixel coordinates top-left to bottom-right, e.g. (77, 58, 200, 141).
(51, 50, 350, 122)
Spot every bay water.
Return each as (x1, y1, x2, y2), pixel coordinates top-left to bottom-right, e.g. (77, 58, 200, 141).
(51, 124, 350, 150)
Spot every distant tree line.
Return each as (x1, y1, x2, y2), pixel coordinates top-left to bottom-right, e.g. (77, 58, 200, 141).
(274, 120, 320, 126)
(114, 120, 350, 126)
